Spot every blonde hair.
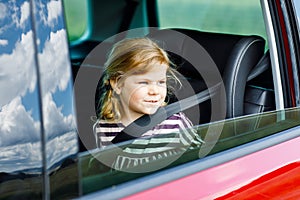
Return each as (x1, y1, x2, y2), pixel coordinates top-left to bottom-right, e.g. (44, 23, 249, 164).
(97, 37, 180, 121)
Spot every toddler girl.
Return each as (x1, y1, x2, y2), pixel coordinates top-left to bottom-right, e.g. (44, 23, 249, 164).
(93, 37, 203, 152)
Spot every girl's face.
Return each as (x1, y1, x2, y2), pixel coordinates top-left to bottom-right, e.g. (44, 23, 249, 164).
(115, 64, 168, 125)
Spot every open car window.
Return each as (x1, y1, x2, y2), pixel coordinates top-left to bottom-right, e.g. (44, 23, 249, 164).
(157, 0, 268, 45)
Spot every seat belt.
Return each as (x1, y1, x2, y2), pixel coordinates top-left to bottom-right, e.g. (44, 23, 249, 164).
(111, 83, 221, 144)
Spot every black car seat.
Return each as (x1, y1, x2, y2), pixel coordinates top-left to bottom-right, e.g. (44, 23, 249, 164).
(245, 51, 275, 115)
(147, 28, 267, 124)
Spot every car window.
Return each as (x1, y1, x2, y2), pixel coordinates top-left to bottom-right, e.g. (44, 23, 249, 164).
(0, 0, 44, 198)
(63, 0, 88, 42)
(32, 0, 79, 198)
(74, 0, 281, 196)
(157, 0, 268, 48)
(0, 0, 79, 199)
(79, 107, 300, 195)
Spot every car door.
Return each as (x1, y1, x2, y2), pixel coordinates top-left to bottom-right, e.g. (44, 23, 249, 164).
(0, 0, 44, 198)
(0, 0, 79, 199)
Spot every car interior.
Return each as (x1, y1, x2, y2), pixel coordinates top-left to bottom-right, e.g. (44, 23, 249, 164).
(147, 28, 275, 123)
(57, 0, 297, 196)
(67, 0, 276, 151)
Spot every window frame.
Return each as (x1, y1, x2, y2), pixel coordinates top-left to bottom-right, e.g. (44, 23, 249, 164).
(76, 0, 300, 197)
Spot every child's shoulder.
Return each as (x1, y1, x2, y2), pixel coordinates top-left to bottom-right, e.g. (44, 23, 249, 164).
(95, 120, 124, 128)
(167, 112, 188, 120)
(164, 112, 193, 127)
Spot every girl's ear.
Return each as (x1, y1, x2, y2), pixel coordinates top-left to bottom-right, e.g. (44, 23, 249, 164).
(110, 78, 121, 94)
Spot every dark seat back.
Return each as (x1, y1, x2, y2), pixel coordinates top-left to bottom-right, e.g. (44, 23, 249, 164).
(148, 28, 266, 123)
(244, 51, 275, 115)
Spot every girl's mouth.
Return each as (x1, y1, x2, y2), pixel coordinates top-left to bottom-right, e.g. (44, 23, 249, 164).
(144, 100, 159, 103)
(146, 100, 157, 103)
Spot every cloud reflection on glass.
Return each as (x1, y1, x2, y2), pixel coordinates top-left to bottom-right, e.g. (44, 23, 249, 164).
(0, 0, 78, 174)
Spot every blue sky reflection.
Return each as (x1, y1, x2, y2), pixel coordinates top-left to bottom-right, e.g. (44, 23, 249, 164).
(0, 0, 77, 173)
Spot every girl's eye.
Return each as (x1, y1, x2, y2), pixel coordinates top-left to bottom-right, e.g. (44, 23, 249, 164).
(138, 81, 148, 85)
(158, 80, 166, 85)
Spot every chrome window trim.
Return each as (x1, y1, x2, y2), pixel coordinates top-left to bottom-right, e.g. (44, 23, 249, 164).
(261, 0, 285, 110)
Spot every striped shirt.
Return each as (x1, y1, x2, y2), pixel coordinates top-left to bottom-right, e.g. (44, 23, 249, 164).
(93, 112, 203, 170)
(93, 112, 203, 148)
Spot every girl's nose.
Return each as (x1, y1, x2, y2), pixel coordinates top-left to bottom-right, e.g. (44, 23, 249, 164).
(148, 84, 159, 95)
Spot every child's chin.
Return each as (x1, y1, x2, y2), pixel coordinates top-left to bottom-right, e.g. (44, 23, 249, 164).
(143, 107, 159, 115)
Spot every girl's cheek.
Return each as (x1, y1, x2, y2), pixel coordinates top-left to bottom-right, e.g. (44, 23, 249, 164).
(161, 87, 167, 96)
(136, 87, 148, 95)
(131, 88, 146, 100)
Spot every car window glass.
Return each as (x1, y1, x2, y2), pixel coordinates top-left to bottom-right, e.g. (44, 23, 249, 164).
(79, 107, 300, 195)
(62, 0, 88, 42)
(157, 0, 268, 48)
(32, 0, 79, 198)
(75, 0, 280, 195)
(0, 0, 43, 198)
